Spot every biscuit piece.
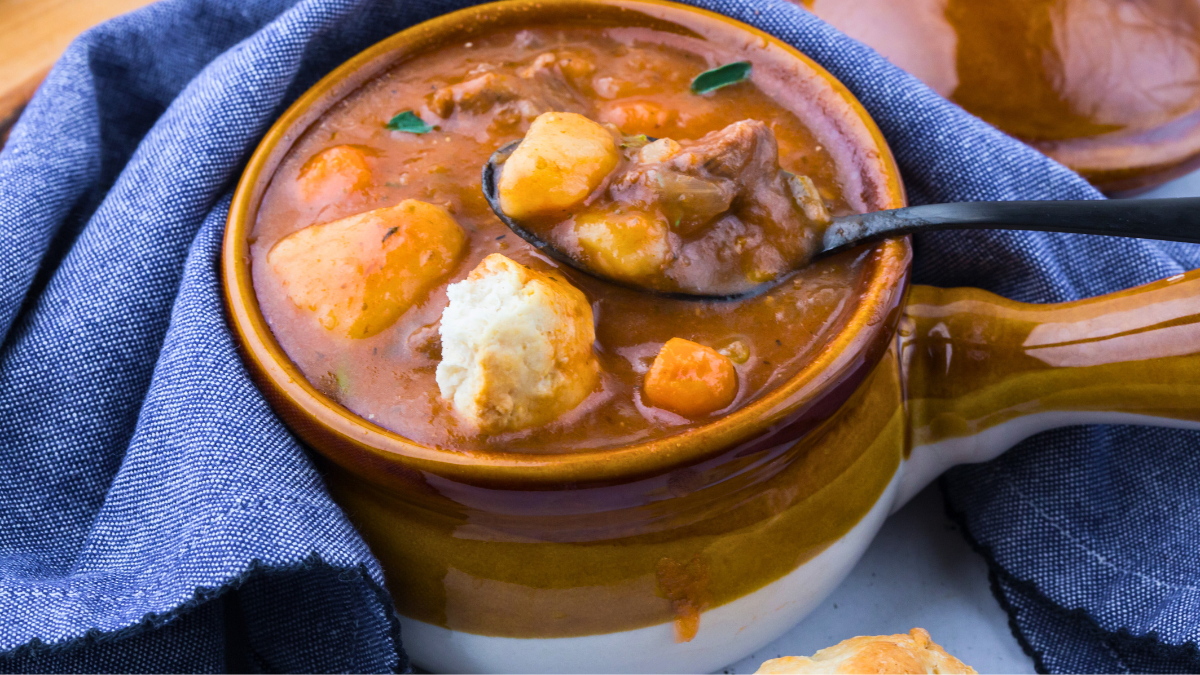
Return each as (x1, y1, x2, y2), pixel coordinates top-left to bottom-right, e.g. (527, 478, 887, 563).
(436, 254, 599, 433)
(755, 629, 975, 674)
(268, 200, 466, 339)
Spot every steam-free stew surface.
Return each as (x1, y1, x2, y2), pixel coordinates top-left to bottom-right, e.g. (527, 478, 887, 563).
(251, 24, 874, 454)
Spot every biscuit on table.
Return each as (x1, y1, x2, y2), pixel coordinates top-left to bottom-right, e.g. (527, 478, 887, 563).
(755, 628, 976, 674)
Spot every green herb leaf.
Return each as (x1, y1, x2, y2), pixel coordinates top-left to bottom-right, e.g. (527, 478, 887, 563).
(690, 61, 752, 95)
(385, 110, 432, 134)
(620, 134, 651, 149)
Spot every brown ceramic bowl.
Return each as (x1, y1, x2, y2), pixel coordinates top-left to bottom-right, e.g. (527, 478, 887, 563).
(223, 1, 1200, 672)
(223, 0, 907, 496)
(801, 0, 1200, 195)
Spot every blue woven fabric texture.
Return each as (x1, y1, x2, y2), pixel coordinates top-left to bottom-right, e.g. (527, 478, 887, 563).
(0, 0, 1197, 672)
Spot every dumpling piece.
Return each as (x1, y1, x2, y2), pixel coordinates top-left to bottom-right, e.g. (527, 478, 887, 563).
(268, 200, 467, 339)
(436, 254, 599, 433)
(497, 111, 619, 220)
(755, 628, 976, 675)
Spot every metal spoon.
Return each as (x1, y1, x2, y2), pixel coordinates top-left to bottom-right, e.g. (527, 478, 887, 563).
(483, 142, 1200, 300)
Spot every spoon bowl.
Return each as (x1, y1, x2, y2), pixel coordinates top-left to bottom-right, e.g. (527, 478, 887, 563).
(485, 136, 1200, 298)
(481, 140, 767, 300)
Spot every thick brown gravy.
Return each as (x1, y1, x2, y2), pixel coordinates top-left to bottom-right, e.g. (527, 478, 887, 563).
(251, 24, 873, 454)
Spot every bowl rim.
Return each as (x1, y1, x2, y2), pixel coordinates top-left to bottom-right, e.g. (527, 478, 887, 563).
(222, 0, 910, 487)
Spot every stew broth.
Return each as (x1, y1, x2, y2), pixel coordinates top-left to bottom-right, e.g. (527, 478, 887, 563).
(251, 24, 874, 454)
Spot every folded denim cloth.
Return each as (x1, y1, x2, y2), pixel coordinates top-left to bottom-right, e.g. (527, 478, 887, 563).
(0, 0, 1197, 672)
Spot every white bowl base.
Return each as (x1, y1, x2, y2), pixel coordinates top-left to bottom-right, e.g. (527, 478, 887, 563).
(402, 471, 901, 673)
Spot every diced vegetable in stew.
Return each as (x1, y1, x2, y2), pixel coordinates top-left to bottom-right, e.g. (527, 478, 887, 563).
(644, 338, 739, 416)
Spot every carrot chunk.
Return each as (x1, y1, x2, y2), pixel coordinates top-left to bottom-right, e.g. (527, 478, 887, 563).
(597, 99, 677, 134)
(298, 144, 372, 202)
(644, 338, 738, 416)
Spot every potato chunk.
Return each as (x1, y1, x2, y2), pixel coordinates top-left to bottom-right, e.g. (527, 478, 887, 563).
(268, 200, 467, 339)
(436, 254, 599, 433)
(298, 145, 372, 202)
(497, 112, 618, 220)
(644, 338, 738, 416)
(573, 209, 672, 282)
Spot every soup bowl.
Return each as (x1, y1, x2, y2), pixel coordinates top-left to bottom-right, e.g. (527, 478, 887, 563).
(222, 1, 1200, 672)
(800, 0, 1200, 195)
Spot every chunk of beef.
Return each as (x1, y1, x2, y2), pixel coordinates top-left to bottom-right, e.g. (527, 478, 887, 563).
(429, 72, 522, 118)
(427, 51, 593, 122)
(665, 119, 777, 179)
(609, 121, 801, 236)
(518, 50, 595, 84)
(601, 120, 829, 289)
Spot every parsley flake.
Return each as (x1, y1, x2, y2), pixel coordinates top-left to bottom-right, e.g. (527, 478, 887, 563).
(385, 110, 431, 134)
(691, 61, 752, 95)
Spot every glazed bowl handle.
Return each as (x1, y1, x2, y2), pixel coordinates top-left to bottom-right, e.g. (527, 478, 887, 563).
(893, 269, 1200, 508)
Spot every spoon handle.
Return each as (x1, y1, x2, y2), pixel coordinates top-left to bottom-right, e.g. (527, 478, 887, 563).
(822, 198, 1200, 255)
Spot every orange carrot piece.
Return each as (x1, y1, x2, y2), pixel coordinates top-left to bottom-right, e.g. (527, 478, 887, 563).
(297, 144, 372, 202)
(644, 337, 738, 416)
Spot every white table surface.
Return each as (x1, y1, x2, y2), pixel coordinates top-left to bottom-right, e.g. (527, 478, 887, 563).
(723, 166, 1200, 675)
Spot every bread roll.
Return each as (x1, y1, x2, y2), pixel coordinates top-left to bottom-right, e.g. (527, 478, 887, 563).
(755, 628, 976, 674)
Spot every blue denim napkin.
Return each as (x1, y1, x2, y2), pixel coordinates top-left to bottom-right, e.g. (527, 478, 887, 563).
(0, 0, 1197, 672)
